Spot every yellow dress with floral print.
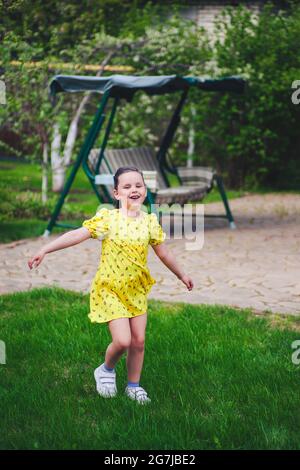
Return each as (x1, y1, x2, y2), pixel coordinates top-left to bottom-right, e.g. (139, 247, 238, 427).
(82, 208, 166, 324)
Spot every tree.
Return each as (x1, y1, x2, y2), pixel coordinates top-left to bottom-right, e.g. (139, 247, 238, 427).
(0, 5, 212, 198)
(0, 32, 55, 201)
(194, 2, 300, 189)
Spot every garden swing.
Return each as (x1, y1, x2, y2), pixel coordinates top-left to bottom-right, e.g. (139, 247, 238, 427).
(44, 74, 245, 236)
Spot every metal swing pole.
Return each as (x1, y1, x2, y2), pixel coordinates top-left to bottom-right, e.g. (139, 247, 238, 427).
(43, 91, 110, 236)
(94, 97, 119, 176)
(81, 96, 120, 205)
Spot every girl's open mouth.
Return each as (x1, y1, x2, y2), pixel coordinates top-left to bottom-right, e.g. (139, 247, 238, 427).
(129, 195, 140, 199)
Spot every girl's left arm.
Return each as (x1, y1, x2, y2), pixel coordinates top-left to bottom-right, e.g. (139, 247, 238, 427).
(151, 243, 194, 291)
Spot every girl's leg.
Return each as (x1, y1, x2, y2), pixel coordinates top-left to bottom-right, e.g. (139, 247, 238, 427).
(105, 317, 131, 369)
(126, 313, 147, 383)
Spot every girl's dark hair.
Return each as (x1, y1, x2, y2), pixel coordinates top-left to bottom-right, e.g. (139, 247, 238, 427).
(113, 166, 145, 209)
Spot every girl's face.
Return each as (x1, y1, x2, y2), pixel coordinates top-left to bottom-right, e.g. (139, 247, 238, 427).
(113, 171, 147, 209)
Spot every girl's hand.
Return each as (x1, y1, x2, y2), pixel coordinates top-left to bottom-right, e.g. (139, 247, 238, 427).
(28, 250, 46, 270)
(180, 274, 194, 291)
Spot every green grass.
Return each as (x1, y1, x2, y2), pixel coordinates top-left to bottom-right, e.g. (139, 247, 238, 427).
(0, 160, 92, 192)
(0, 219, 85, 243)
(0, 287, 300, 450)
(0, 161, 103, 242)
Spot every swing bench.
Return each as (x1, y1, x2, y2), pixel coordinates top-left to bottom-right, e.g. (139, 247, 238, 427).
(44, 74, 245, 236)
(88, 146, 227, 214)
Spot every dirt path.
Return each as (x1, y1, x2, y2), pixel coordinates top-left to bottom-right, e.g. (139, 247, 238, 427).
(1, 193, 299, 316)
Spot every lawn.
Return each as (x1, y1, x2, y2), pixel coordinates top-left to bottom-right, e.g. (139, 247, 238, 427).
(0, 287, 300, 450)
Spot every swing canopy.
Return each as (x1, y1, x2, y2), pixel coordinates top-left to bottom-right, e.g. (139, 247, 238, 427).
(49, 73, 245, 102)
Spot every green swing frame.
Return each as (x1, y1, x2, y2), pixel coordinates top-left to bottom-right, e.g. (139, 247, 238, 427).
(44, 74, 245, 236)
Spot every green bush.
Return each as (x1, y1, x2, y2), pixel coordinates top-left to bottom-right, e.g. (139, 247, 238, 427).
(0, 188, 81, 221)
(95, 4, 300, 191)
(192, 3, 300, 190)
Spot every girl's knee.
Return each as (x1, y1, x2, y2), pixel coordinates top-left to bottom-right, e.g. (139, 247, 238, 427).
(130, 336, 145, 351)
(115, 337, 131, 351)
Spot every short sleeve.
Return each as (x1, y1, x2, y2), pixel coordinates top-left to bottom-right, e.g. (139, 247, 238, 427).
(149, 213, 166, 246)
(82, 208, 110, 240)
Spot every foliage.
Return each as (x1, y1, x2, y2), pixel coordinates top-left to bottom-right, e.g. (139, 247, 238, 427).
(0, 187, 79, 221)
(2, 2, 300, 191)
(0, 31, 55, 161)
(193, 2, 300, 189)
(0, 1, 164, 54)
(102, 15, 212, 151)
(1, 12, 211, 164)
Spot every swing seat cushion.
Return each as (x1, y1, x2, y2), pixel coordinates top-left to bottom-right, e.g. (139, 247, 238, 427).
(176, 166, 215, 187)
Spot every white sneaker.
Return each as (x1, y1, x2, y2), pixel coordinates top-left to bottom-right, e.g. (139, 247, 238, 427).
(94, 363, 117, 398)
(125, 386, 151, 404)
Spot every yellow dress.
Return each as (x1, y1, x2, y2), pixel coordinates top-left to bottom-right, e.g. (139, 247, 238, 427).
(82, 208, 166, 324)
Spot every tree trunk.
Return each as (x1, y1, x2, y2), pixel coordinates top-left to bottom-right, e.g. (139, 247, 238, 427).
(63, 118, 79, 167)
(62, 96, 89, 168)
(51, 122, 65, 193)
(42, 142, 48, 204)
(187, 105, 196, 168)
(62, 50, 117, 167)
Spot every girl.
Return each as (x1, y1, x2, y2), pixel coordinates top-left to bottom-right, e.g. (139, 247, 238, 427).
(28, 166, 194, 405)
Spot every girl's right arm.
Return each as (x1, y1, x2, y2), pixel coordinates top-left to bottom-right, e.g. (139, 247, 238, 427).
(28, 227, 91, 270)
